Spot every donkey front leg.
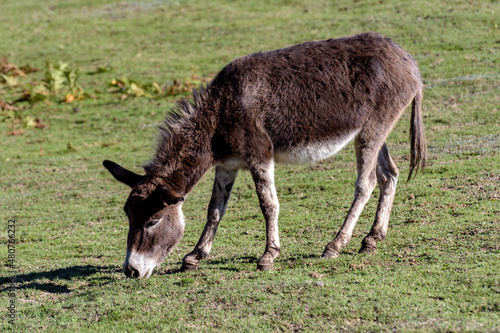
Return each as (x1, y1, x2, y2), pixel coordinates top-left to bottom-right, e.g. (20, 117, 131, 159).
(182, 166, 238, 271)
(250, 160, 280, 271)
(359, 143, 399, 253)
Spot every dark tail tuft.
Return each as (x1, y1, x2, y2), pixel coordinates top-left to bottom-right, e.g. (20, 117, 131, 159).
(408, 88, 427, 181)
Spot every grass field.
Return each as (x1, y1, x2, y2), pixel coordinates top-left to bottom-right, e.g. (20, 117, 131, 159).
(1, 0, 499, 331)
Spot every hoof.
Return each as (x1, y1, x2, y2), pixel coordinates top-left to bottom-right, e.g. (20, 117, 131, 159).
(359, 244, 376, 254)
(321, 248, 340, 259)
(181, 261, 199, 271)
(257, 261, 274, 271)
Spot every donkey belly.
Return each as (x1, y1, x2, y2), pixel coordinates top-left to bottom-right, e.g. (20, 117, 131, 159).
(274, 130, 359, 164)
(216, 130, 360, 169)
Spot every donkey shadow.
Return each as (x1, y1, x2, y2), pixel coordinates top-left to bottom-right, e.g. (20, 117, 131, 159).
(0, 265, 120, 294)
(0, 252, 349, 288)
(159, 253, 326, 275)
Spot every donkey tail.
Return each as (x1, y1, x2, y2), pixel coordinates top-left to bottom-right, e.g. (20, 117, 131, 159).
(407, 87, 427, 181)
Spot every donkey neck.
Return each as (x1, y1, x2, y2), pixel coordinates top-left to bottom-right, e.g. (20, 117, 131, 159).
(144, 102, 217, 197)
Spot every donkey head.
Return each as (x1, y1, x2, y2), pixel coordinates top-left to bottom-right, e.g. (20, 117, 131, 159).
(103, 160, 184, 278)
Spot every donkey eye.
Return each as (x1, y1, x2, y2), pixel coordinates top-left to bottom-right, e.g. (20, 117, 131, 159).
(146, 219, 160, 228)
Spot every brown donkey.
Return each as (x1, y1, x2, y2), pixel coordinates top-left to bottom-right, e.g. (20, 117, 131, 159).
(104, 32, 426, 278)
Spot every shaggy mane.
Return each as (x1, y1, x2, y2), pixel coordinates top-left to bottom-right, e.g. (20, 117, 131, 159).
(162, 84, 208, 137)
(143, 84, 209, 176)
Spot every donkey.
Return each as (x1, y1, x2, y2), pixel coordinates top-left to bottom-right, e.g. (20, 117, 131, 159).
(103, 32, 426, 278)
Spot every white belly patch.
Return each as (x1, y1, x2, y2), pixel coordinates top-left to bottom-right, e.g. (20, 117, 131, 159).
(216, 130, 359, 169)
(274, 130, 359, 164)
(217, 155, 248, 170)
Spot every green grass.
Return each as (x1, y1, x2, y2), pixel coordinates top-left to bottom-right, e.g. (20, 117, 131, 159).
(1, 0, 499, 331)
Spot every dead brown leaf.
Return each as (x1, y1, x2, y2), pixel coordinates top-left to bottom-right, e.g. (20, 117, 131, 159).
(0, 57, 29, 77)
(7, 129, 25, 136)
(33, 118, 47, 129)
(0, 99, 19, 111)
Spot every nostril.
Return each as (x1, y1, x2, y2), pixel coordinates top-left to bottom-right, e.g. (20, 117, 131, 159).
(123, 264, 140, 278)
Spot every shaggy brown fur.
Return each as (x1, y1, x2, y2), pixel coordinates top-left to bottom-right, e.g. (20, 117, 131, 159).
(104, 32, 426, 278)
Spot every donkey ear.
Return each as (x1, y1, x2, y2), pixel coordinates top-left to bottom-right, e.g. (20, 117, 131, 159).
(157, 186, 184, 205)
(103, 160, 144, 188)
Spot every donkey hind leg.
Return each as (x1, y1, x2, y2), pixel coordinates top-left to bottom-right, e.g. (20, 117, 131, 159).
(181, 166, 238, 271)
(322, 136, 380, 258)
(359, 143, 399, 253)
(249, 160, 280, 271)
